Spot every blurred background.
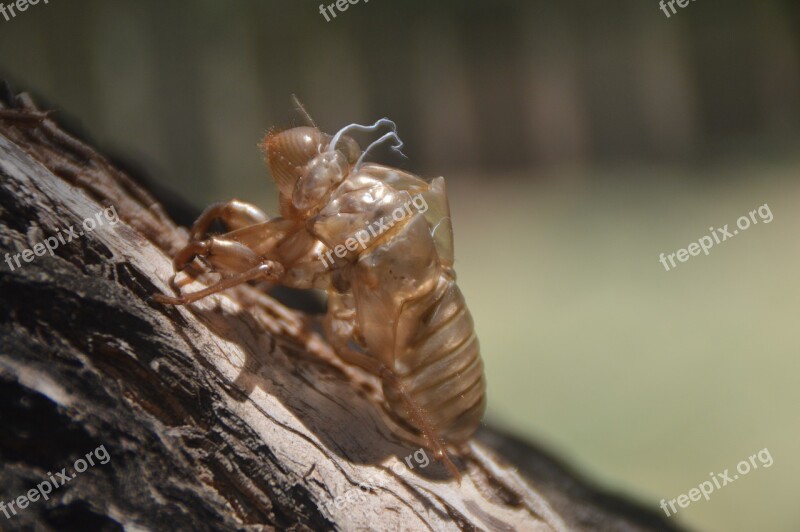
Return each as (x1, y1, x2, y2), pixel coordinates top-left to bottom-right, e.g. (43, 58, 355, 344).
(1, 1, 799, 530)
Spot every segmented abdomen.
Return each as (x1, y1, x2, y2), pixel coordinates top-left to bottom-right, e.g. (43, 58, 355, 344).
(385, 276, 486, 445)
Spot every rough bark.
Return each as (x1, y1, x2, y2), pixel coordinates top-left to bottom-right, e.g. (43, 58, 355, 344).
(0, 83, 683, 532)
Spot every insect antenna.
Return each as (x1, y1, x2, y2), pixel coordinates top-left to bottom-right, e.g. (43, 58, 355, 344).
(329, 118, 407, 167)
(290, 94, 316, 128)
(356, 130, 407, 168)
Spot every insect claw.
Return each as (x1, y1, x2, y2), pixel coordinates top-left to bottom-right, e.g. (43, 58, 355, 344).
(427, 442, 461, 482)
(443, 456, 462, 484)
(431, 448, 462, 483)
(173, 241, 209, 271)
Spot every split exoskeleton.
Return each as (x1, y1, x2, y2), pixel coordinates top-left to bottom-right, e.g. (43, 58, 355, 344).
(154, 121, 486, 479)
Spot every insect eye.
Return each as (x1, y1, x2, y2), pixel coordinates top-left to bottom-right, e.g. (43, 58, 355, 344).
(264, 126, 324, 196)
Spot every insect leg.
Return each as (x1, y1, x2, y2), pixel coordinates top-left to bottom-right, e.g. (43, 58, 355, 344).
(323, 314, 462, 481)
(0, 108, 52, 126)
(157, 234, 286, 305)
(189, 200, 269, 241)
(171, 237, 262, 273)
(169, 216, 294, 279)
(153, 260, 284, 306)
(166, 202, 269, 289)
(378, 369, 462, 481)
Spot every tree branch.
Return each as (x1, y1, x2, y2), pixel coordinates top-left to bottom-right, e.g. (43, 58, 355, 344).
(0, 83, 682, 532)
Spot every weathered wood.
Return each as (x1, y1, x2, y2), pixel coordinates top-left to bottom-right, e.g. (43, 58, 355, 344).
(0, 84, 682, 532)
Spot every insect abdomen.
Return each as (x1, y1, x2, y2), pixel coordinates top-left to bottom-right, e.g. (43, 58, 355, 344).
(386, 276, 486, 445)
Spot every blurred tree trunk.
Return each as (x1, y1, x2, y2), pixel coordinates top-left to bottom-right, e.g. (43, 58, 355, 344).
(0, 84, 683, 532)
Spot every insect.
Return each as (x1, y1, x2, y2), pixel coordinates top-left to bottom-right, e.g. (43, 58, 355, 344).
(154, 108, 485, 479)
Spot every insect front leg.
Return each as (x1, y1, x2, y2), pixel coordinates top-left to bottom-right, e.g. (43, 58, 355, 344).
(154, 235, 284, 306)
(164, 200, 271, 289)
(188, 199, 269, 241)
(323, 306, 462, 481)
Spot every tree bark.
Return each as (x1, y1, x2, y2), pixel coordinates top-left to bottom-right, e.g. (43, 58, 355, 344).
(0, 83, 683, 532)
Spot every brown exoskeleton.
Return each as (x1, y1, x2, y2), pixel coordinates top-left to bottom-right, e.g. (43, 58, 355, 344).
(154, 114, 485, 479)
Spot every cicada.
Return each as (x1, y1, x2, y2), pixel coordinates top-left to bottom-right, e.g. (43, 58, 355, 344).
(154, 113, 486, 479)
